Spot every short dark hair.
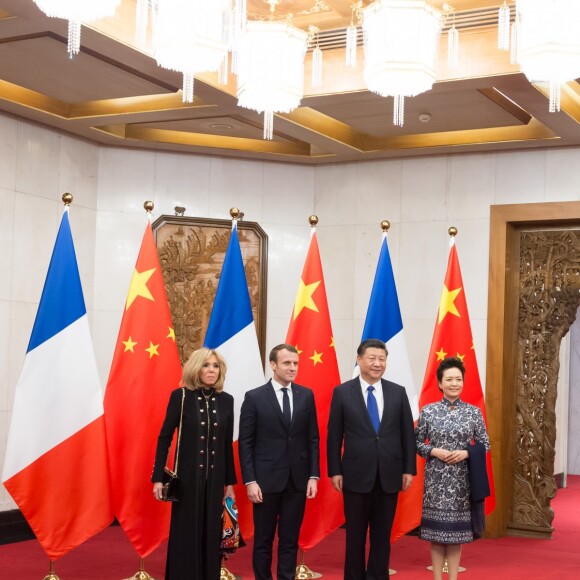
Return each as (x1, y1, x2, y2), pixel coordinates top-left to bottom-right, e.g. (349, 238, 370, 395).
(357, 339, 388, 357)
(269, 343, 298, 363)
(436, 357, 465, 383)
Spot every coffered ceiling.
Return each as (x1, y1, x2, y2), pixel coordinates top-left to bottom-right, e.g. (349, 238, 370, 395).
(1, 1, 579, 164)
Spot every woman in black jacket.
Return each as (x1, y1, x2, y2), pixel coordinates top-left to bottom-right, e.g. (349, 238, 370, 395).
(152, 347, 236, 580)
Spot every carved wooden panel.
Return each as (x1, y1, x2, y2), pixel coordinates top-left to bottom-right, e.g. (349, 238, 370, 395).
(510, 230, 580, 535)
(152, 215, 268, 365)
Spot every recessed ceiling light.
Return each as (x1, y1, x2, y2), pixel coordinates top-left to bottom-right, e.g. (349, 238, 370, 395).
(418, 113, 431, 123)
(209, 123, 234, 130)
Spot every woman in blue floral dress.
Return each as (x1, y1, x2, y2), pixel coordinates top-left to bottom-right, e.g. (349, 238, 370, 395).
(415, 357, 490, 580)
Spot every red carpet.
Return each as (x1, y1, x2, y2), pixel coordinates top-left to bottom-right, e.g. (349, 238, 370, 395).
(2, 476, 579, 579)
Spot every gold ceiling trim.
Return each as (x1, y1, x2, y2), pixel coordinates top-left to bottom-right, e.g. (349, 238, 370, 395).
(0, 78, 69, 118)
(67, 93, 214, 119)
(280, 107, 367, 151)
(362, 118, 558, 152)
(95, 124, 313, 156)
(0, 79, 213, 120)
(280, 104, 557, 153)
(479, 87, 532, 125)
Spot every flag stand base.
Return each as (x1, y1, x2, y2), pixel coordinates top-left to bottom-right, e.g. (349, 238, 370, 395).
(220, 566, 240, 580)
(123, 558, 156, 580)
(43, 560, 60, 580)
(427, 558, 466, 573)
(295, 550, 322, 579)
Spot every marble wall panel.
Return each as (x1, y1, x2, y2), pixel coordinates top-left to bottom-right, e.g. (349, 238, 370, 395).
(0, 115, 17, 192)
(59, 136, 99, 210)
(154, 152, 211, 217)
(0, 188, 15, 302)
(15, 122, 60, 200)
(208, 158, 264, 221)
(545, 149, 580, 202)
(448, 153, 496, 220)
(495, 150, 546, 204)
(400, 156, 448, 222)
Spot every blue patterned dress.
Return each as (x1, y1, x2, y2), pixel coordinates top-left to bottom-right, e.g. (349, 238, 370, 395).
(415, 398, 490, 544)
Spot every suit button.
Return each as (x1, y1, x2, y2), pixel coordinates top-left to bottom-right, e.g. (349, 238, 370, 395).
(199, 464, 204, 469)
(200, 450, 205, 455)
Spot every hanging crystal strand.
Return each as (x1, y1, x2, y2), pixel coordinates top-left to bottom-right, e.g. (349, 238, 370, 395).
(393, 95, 405, 127)
(346, 25, 357, 66)
(183, 73, 194, 103)
(264, 110, 274, 140)
(447, 25, 458, 69)
(549, 81, 561, 113)
(68, 19, 82, 58)
(312, 44, 322, 87)
(219, 52, 229, 85)
(510, 14, 519, 65)
(498, 1, 510, 51)
(135, 0, 149, 45)
(232, 0, 247, 74)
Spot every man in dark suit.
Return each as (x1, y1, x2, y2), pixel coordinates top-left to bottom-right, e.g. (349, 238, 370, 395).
(239, 343, 320, 580)
(327, 338, 416, 580)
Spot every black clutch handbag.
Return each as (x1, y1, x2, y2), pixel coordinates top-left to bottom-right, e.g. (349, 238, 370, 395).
(160, 388, 185, 502)
(161, 467, 181, 502)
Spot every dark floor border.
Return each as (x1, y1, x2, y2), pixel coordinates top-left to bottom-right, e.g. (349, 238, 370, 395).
(0, 509, 34, 544)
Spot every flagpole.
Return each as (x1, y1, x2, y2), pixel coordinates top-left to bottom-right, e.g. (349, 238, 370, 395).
(43, 560, 60, 580)
(123, 557, 155, 580)
(424, 226, 466, 576)
(293, 213, 323, 580)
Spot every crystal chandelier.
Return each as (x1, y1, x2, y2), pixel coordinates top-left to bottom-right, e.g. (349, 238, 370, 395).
(237, 20, 308, 140)
(514, 0, 580, 113)
(362, 0, 442, 127)
(154, 0, 231, 103)
(33, 0, 121, 56)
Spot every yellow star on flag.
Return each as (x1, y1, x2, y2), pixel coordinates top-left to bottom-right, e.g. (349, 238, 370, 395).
(310, 350, 323, 366)
(438, 284, 462, 324)
(329, 336, 335, 348)
(126, 268, 156, 310)
(167, 327, 176, 341)
(295, 345, 303, 355)
(122, 336, 137, 353)
(435, 347, 448, 361)
(293, 279, 321, 321)
(456, 352, 465, 362)
(145, 342, 160, 358)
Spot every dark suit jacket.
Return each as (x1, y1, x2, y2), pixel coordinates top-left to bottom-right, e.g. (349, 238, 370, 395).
(327, 377, 416, 494)
(238, 380, 320, 494)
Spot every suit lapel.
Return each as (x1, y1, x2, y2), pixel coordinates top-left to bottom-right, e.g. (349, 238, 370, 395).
(350, 378, 376, 433)
(378, 379, 392, 433)
(266, 381, 289, 432)
(289, 385, 302, 433)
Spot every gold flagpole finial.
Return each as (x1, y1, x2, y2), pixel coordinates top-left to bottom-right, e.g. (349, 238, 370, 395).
(448, 226, 458, 237)
(308, 215, 318, 227)
(144, 201, 154, 213)
(62, 193, 73, 206)
(230, 207, 240, 220)
(381, 220, 390, 232)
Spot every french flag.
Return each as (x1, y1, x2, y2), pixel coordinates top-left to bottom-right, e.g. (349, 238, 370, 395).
(203, 219, 264, 537)
(355, 230, 418, 418)
(2, 208, 113, 560)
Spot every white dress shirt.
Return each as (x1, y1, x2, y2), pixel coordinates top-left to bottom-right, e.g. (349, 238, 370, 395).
(272, 378, 293, 418)
(359, 377, 384, 419)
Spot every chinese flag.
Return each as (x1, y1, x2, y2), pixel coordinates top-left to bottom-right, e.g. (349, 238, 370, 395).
(286, 229, 343, 550)
(104, 221, 183, 557)
(418, 237, 496, 514)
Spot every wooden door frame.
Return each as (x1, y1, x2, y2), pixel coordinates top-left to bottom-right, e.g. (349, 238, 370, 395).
(485, 200, 580, 537)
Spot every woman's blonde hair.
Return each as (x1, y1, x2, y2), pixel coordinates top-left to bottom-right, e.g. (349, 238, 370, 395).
(182, 348, 227, 392)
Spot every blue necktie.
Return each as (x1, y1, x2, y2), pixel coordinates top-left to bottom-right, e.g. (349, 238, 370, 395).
(367, 386, 380, 433)
(282, 387, 291, 427)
